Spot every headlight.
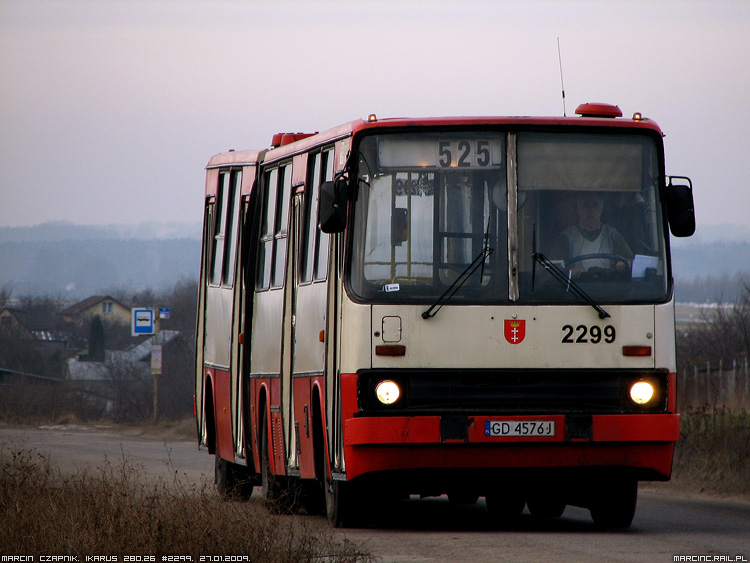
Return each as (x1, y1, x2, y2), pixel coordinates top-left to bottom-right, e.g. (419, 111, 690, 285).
(375, 380, 401, 405)
(629, 381, 655, 405)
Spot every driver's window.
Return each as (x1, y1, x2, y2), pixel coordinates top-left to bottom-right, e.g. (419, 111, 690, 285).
(515, 131, 668, 303)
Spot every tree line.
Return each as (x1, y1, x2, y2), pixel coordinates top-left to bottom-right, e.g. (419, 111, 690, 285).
(3, 278, 750, 423)
(675, 272, 750, 304)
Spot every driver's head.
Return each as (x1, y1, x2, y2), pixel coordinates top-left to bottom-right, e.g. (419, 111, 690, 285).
(576, 192, 604, 231)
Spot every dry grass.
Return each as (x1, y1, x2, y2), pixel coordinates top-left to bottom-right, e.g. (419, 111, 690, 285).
(0, 447, 372, 561)
(672, 409, 750, 497)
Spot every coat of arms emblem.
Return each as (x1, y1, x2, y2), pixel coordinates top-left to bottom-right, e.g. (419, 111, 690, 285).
(504, 319, 526, 344)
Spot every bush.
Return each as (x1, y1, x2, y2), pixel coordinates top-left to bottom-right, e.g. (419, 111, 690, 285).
(0, 447, 372, 561)
(672, 409, 750, 496)
(0, 379, 103, 423)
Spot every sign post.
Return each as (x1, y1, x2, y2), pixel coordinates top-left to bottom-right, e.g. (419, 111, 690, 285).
(132, 308, 160, 423)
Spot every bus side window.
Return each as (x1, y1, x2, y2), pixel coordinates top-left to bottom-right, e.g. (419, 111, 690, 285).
(210, 173, 229, 285)
(315, 149, 334, 281)
(272, 165, 292, 288)
(300, 148, 334, 284)
(257, 168, 278, 290)
(210, 170, 241, 287)
(222, 171, 241, 286)
(257, 163, 292, 290)
(300, 153, 322, 283)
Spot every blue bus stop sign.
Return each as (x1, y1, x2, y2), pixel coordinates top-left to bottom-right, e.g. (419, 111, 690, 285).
(131, 308, 155, 336)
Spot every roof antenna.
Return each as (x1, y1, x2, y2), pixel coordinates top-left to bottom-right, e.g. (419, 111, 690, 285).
(557, 37, 567, 116)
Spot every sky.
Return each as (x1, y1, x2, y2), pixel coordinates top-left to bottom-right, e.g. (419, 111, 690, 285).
(1, 0, 749, 233)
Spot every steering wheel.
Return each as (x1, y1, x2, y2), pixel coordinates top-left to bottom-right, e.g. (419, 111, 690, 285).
(565, 253, 630, 282)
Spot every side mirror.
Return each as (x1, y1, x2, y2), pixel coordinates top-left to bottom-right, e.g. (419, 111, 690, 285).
(666, 177, 695, 237)
(319, 178, 348, 233)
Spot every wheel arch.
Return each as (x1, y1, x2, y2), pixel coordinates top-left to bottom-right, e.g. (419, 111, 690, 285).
(204, 374, 217, 455)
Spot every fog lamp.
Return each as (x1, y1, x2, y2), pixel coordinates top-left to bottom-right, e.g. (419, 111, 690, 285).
(630, 381, 655, 405)
(375, 380, 401, 405)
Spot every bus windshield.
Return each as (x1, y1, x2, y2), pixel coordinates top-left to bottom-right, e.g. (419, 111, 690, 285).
(349, 130, 669, 305)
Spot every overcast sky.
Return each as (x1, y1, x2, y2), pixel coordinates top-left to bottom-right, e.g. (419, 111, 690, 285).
(1, 0, 748, 232)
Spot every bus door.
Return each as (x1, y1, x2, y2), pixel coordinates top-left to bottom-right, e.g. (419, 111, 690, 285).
(252, 162, 292, 475)
(208, 169, 243, 461)
(290, 148, 334, 478)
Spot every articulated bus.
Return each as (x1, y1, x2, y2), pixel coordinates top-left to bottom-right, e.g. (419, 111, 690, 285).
(195, 103, 695, 528)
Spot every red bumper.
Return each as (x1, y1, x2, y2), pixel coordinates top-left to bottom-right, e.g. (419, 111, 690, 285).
(342, 413, 679, 481)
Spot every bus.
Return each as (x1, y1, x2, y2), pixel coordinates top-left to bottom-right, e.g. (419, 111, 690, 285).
(194, 103, 695, 528)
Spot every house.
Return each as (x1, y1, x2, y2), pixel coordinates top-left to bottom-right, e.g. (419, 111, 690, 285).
(0, 305, 66, 343)
(58, 295, 131, 325)
(65, 330, 188, 419)
(0, 307, 35, 338)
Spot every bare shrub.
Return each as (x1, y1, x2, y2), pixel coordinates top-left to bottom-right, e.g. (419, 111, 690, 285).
(0, 447, 372, 561)
(677, 280, 750, 370)
(104, 356, 153, 423)
(0, 379, 103, 423)
(672, 409, 750, 496)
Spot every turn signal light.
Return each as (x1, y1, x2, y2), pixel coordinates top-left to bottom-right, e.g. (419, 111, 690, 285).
(623, 345, 651, 357)
(375, 345, 406, 356)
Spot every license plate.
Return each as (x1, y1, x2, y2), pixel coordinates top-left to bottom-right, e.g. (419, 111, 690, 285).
(485, 420, 555, 437)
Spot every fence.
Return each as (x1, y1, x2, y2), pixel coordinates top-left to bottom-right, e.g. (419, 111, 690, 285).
(677, 357, 750, 412)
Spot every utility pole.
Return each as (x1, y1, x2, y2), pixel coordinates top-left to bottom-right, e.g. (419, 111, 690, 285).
(150, 307, 170, 424)
(151, 314, 161, 424)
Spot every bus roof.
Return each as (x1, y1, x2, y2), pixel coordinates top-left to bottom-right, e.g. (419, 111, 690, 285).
(206, 105, 663, 170)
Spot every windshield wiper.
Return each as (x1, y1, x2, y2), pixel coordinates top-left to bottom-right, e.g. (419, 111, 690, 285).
(532, 252, 611, 319)
(422, 246, 494, 319)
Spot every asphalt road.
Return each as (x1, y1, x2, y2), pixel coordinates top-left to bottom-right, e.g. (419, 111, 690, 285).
(2, 425, 748, 562)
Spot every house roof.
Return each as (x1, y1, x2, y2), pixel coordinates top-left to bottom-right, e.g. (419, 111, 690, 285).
(58, 295, 127, 318)
(1, 306, 65, 340)
(122, 330, 182, 363)
(0, 307, 34, 336)
(66, 330, 183, 381)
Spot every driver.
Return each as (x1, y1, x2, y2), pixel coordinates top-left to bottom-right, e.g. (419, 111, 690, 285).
(551, 192, 633, 278)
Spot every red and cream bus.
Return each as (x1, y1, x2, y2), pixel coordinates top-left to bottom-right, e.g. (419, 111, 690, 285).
(195, 103, 695, 528)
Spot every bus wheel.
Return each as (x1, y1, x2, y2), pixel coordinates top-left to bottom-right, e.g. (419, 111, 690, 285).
(300, 480, 325, 515)
(589, 478, 638, 529)
(260, 410, 282, 504)
(326, 479, 358, 528)
(215, 457, 255, 501)
(220, 458, 258, 500)
(215, 456, 235, 499)
(485, 489, 525, 519)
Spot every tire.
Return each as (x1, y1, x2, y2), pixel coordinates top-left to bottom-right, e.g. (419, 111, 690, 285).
(326, 478, 359, 528)
(215, 456, 256, 501)
(260, 409, 282, 503)
(589, 478, 638, 529)
(300, 479, 326, 515)
(215, 456, 234, 499)
(302, 397, 327, 516)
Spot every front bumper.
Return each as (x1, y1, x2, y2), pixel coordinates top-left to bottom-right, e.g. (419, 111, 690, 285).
(342, 413, 679, 481)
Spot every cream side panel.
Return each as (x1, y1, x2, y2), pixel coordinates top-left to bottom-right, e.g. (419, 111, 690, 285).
(250, 290, 283, 374)
(371, 304, 656, 370)
(294, 282, 327, 374)
(339, 298, 372, 373)
(204, 286, 233, 368)
(654, 298, 676, 372)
